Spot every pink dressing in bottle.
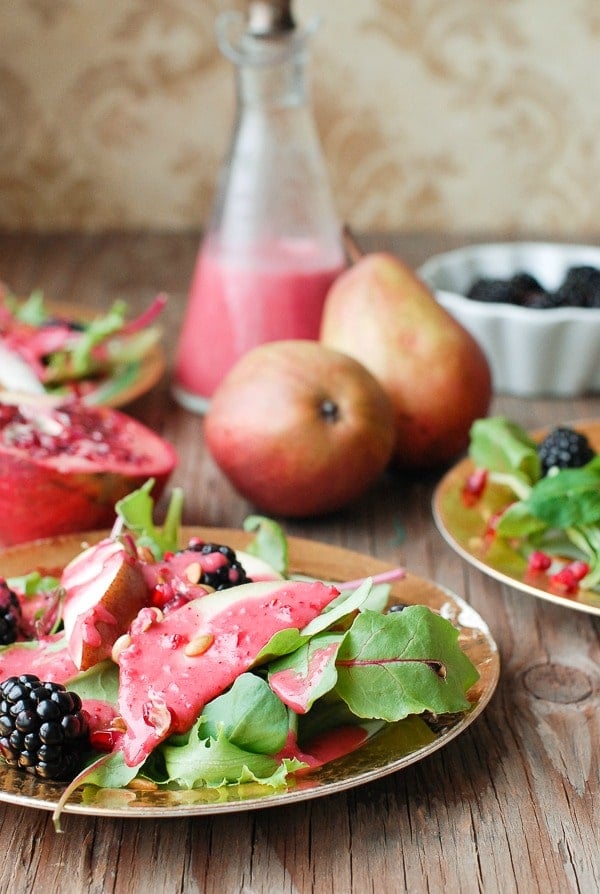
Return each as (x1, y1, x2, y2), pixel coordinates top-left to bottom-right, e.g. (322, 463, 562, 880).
(172, 1, 345, 413)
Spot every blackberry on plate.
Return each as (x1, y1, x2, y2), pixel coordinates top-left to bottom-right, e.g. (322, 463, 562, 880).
(0, 580, 22, 645)
(0, 674, 89, 781)
(537, 427, 596, 476)
(184, 541, 251, 590)
(554, 266, 600, 309)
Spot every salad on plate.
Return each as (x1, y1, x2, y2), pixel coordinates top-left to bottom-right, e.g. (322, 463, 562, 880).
(447, 417, 600, 599)
(0, 483, 481, 828)
(0, 287, 166, 403)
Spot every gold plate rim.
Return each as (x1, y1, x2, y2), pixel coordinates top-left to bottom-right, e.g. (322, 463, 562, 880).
(433, 418, 600, 616)
(0, 528, 500, 819)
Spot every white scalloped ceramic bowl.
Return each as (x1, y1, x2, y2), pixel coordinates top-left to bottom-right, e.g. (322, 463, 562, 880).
(419, 242, 600, 397)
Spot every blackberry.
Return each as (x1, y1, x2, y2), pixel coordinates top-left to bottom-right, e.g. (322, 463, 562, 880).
(184, 541, 252, 590)
(506, 273, 548, 307)
(386, 602, 409, 613)
(467, 277, 519, 305)
(554, 266, 600, 309)
(467, 273, 548, 307)
(0, 580, 22, 645)
(0, 674, 89, 781)
(537, 427, 596, 476)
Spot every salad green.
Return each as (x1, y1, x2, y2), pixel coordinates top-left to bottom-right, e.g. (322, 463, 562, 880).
(468, 417, 600, 591)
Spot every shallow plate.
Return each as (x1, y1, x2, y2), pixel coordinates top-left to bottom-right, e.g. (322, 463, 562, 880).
(433, 420, 600, 616)
(6, 299, 166, 408)
(0, 528, 499, 819)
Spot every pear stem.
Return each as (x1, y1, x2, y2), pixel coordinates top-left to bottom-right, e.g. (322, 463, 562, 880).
(342, 224, 364, 265)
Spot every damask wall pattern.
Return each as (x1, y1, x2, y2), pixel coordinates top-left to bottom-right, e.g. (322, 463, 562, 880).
(2, 0, 600, 236)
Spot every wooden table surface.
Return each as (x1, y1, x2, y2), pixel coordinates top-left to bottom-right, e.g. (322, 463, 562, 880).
(0, 230, 598, 894)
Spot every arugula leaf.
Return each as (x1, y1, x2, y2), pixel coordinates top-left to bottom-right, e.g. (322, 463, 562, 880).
(253, 578, 373, 665)
(7, 570, 60, 596)
(302, 578, 372, 636)
(496, 501, 550, 538)
(334, 606, 479, 722)
(524, 465, 600, 528)
(8, 289, 47, 326)
(68, 301, 128, 376)
(268, 632, 342, 713)
(243, 515, 289, 576)
(115, 481, 183, 558)
(253, 627, 308, 666)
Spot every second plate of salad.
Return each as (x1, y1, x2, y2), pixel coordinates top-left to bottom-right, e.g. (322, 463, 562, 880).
(434, 417, 600, 615)
(0, 291, 166, 408)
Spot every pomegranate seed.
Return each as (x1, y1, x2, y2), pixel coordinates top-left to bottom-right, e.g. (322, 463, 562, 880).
(566, 560, 590, 582)
(527, 551, 552, 573)
(90, 728, 123, 752)
(483, 511, 503, 544)
(462, 468, 488, 505)
(549, 560, 590, 595)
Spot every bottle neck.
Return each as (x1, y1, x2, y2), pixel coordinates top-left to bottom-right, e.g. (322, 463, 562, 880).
(238, 39, 308, 108)
(217, 11, 318, 108)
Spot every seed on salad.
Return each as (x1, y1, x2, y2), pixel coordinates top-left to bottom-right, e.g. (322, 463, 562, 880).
(184, 562, 202, 584)
(184, 633, 214, 657)
(111, 633, 132, 662)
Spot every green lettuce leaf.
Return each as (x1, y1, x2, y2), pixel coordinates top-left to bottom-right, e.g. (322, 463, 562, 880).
(243, 515, 289, 576)
(334, 606, 479, 721)
(200, 673, 289, 755)
(268, 632, 342, 713)
(469, 416, 541, 488)
(524, 464, 600, 528)
(67, 659, 120, 705)
(161, 725, 302, 789)
(81, 749, 140, 789)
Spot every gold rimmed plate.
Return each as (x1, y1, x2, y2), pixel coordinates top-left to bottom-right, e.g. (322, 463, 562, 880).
(0, 529, 499, 819)
(433, 420, 600, 616)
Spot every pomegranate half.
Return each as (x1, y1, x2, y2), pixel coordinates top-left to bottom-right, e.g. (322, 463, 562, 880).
(0, 393, 177, 545)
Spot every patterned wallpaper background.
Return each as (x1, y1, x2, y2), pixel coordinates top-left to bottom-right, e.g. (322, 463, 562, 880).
(2, 0, 600, 236)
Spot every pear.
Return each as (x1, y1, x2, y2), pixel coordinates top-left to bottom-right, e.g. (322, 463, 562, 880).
(204, 339, 395, 517)
(319, 247, 492, 471)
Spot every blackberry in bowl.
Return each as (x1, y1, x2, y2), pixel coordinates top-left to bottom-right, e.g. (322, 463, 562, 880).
(418, 242, 600, 397)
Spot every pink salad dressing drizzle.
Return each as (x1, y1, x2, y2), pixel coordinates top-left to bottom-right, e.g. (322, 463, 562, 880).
(117, 580, 339, 766)
(277, 727, 370, 772)
(0, 635, 78, 683)
(268, 641, 340, 714)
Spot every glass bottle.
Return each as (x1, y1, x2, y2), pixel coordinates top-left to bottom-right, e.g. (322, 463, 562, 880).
(172, 0, 345, 413)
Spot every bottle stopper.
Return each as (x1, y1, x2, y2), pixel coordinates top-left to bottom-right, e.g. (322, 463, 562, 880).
(246, 0, 295, 36)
